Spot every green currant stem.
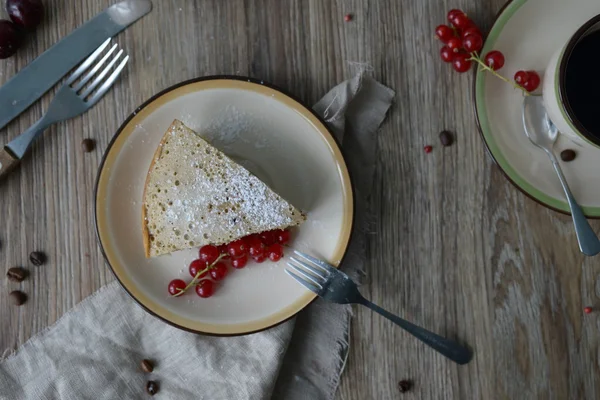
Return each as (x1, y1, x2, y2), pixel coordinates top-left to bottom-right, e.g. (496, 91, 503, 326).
(173, 254, 225, 297)
(468, 53, 530, 96)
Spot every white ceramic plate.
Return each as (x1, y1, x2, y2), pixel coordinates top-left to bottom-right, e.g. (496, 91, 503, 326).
(475, 0, 600, 216)
(95, 77, 353, 335)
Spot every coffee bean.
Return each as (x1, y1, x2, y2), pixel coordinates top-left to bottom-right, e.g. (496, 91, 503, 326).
(9, 290, 26, 306)
(560, 149, 576, 162)
(398, 379, 413, 393)
(141, 359, 154, 373)
(6, 267, 28, 282)
(29, 251, 46, 266)
(439, 130, 454, 147)
(81, 138, 95, 153)
(146, 381, 159, 396)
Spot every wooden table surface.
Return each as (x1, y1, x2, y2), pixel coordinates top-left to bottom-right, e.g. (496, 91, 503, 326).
(2, 1, 599, 399)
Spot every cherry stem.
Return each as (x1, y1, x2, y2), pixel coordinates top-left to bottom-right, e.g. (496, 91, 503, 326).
(173, 254, 225, 297)
(468, 53, 530, 96)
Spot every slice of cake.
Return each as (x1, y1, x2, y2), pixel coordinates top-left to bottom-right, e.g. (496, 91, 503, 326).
(142, 120, 305, 258)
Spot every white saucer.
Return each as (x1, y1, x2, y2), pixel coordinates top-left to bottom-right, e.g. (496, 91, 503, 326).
(95, 77, 353, 335)
(475, 0, 600, 216)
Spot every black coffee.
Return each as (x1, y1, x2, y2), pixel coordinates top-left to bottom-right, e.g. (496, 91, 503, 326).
(564, 29, 600, 137)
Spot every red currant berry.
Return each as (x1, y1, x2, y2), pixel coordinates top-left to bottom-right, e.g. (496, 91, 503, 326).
(434, 25, 454, 43)
(217, 244, 229, 257)
(259, 231, 278, 246)
(266, 244, 284, 262)
(195, 280, 215, 298)
(227, 239, 248, 258)
(450, 13, 471, 31)
(514, 70, 529, 86)
(209, 262, 228, 281)
(447, 9, 464, 24)
(189, 259, 209, 278)
(231, 254, 249, 269)
(252, 253, 267, 263)
(246, 236, 265, 257)
(463, 34, 483, 53)
(440, 46, 454, 63)
(424, 145, 433, 154)
(584, 306, 593, 314)
(461, 26, 481, 39)
(276, 229, 291, 245)
(168, 279, 186, 296)
(484, 50, 505, 71)
(446, 37, 462, 53)
(521, 70, 540, 92)
(452, 53, 472, 73)
(199, 245, 220, 265)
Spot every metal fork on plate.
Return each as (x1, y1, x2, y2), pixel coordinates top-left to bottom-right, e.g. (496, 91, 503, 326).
(286, 250, 473, 365)
(0, 38, 129, 179)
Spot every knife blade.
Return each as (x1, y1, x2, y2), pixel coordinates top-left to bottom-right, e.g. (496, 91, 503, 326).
(0, 0, 152, 130)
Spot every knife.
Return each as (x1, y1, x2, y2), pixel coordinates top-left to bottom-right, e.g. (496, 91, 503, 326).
(0, 0, 152, 130)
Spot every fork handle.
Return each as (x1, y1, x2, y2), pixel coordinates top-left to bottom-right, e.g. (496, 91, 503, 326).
(359, 298, 473, 365)
(0, 147, 20, 180)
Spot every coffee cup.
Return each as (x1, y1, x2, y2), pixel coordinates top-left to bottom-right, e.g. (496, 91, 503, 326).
(543, 14, 600, 148)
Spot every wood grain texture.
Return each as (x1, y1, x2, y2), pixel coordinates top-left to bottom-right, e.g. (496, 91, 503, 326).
(1, 1, 599, 399)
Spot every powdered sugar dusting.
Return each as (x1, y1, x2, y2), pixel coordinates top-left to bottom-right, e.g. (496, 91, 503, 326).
(143, 120, 305, 257)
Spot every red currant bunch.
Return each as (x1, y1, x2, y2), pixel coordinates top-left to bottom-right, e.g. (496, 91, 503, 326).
(167, 229, 292, 299)
(434, 9, 540, 94)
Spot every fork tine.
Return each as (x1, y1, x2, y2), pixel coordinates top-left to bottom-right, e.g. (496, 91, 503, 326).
(287, 261, 325, 286)
(293, 250, 337, 274)
(85, 55, 129, 105)
(79, 50, 124, 100)
(66, 38, 111, 85)
(289, 256, 328, 282)
(284, 268, 321, 294)
(72, 43, 118, 91)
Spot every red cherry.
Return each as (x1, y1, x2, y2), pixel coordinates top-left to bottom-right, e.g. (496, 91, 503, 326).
(231, 254, 249, 269)
(209, 262, 228, 281)
(446, 37, 462, 53)
(521, 70, 541, 92)
(6, 0, 44, 31)
(266, 244, 284, 262)
(435, 25, 454, 43)
(484, 50, 504, 71)
(452, 53, 472, 73)
(424, 145, 433, 154)
(584, 306, 593, 314)
(440, 46, 454, 63)
(276, 229, 291, 245)
(195, 280, 215, 298)
(0, 20, 21, 59)
(199, 245, 220, 265)
(189, 259, 209, 278)
(259, 231, 278, 246)
(463, 34, 483, 53)
(247, 236, 265, 257)
(514, 70, 529, 85)
(447, 9, 464, 24)
(252, 253, 267, 263)
(461, 26, 481, 40)
(450, 13, 471, 31)
(227, 239, 248, 258)
(168, 279, 186, 296)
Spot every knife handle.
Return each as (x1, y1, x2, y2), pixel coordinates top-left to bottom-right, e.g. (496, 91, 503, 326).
(0, 147, 20, 180)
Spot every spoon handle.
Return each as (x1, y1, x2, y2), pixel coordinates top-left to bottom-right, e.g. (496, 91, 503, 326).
(548, 151, 600, 256)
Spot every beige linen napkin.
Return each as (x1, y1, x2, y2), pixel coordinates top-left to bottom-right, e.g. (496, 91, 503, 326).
(0, 72, 394, 400)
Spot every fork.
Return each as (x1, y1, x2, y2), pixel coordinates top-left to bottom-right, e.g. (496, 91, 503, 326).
(286, 250, 473, 365)
(0, 38, 129, 179)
